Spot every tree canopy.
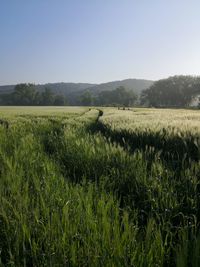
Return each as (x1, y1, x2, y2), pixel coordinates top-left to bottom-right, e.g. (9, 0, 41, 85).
(95, 86, 137, 106)
(141, 76, 200, 107)
(0, 84, 67, 106)
(80, 90, 93, 106)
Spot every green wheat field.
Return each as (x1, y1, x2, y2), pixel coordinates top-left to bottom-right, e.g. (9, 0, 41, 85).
(0, 106, 200, 267)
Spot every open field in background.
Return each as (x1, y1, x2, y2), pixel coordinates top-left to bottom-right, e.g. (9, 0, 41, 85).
(0, 106, 200, 266)
(0, 106, 87, 117)
(101, 108, 200, 132)
(99, 108, 200, 162)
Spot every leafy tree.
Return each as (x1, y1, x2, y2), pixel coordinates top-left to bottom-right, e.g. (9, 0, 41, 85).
(80, 90, 92, 106)
(2, 84, 67, 106)
(40, 88, 55, 105)
(0, 93, 13, 105)
(96, 86, 137, 107)
(141, 76, 200, 107)
(12, 83, 39, 105)
(197, 96, 200, 109)
(54, 94, 66, 105)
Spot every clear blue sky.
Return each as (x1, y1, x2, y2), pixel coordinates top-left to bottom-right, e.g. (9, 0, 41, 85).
(1, 0, 200, 85)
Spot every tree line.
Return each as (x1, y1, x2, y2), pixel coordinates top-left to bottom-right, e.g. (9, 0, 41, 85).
(0, 84, 67, 106)
(0, 76, 200, 107)
(141, 75, 200, 108)
(0, 84, 138, 107)
(80, 86, 137, 106)
(81, 76, 200, 108)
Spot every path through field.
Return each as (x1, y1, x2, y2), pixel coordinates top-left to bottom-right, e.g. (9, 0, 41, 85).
(0, 107, 200, 266)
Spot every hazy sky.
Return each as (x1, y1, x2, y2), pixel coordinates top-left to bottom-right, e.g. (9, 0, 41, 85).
(1, 0, 200, 85)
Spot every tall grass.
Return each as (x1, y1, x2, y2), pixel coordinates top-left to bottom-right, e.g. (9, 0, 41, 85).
(0, 107, 200, 266)
(99, 108, 200, 162)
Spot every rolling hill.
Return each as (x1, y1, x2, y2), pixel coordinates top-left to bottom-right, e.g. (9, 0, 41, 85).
(85, 79, 154, 95)
(0, 79, 153, 95)
(0, 79, 154, 105)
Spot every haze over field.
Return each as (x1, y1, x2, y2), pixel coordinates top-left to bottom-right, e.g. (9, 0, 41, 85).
(1, 0, 200, 85)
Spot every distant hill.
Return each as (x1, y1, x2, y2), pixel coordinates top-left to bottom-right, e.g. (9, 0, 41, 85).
(0, 85, 16, 94)
(85, 79, 154, 95)
(0, 83, 97, 105)
(0, 79, 153, 94)
(0, 83, 96, 96)
(0, 79, 154, 104)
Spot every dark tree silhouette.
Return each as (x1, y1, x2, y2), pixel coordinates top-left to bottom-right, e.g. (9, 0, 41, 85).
(141, 76, 200, 107)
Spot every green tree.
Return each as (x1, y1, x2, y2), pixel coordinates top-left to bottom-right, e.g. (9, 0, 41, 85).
(96, 86, 137, 107)
(141, 76, 200, 107)
(40, 88, 55, 105)
(12, 83, 39, 105)
(54, 95, 66, 106)
(80, 90, 92, 106)
(0, 84, 68, 106)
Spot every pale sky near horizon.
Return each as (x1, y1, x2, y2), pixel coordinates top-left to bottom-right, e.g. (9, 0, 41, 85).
(1, 0, 200, 85)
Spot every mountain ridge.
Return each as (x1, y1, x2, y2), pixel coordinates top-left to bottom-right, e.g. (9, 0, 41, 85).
(0, 78, 154, 96)
(85, 78, 154, 95)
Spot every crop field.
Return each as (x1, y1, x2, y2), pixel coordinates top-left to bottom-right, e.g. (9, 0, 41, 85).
(0, 107, 200, 266)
